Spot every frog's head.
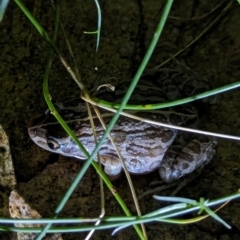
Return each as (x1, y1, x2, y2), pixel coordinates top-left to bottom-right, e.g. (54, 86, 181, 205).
(28, 113, 76, 158)
(28, 98, 87, 159)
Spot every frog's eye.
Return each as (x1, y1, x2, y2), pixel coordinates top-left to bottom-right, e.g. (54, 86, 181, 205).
(47, 138, 60, 150)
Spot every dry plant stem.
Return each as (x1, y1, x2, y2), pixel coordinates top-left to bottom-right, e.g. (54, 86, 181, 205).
(51, 8, 107, 236)
(50, 1, 81, 80)
(30, 102, 240, 142)
(89, 104, 148, 239)
(58, 54, 90, 96)
(84, 102, 106, 240)
(81, 96, 240, 141)
(52, 2, 146, 237)
(169, 0, 228, 21)
(51, 7, 107, 235)
(150, 0, 233, 71)
(85, 216, 103, 240)
(29, 104, 240, 142)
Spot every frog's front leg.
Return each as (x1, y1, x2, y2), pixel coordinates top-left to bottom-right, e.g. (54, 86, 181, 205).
(100, 155, 123, 180)
(159, 138, 217, 183)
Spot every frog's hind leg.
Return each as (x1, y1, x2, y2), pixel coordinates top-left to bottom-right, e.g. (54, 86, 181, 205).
(159, 137, 217, 183)
(138, 137, 217, 200)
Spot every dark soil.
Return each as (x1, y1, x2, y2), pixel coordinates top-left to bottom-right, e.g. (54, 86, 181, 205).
(1, 0, 240, 239)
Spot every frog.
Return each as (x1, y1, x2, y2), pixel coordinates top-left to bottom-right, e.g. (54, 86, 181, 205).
(28, 73, 217, 183)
